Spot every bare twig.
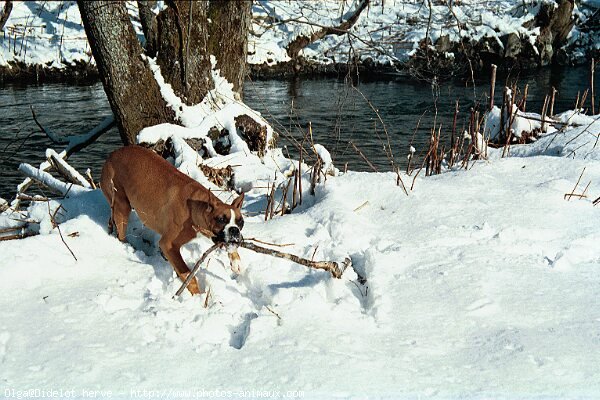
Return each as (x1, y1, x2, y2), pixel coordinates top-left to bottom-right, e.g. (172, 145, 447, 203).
(350, 141, 378, 172)
(564, 167, 586, 201)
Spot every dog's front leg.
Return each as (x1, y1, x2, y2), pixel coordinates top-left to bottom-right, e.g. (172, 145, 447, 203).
(159, 236, 202, 295)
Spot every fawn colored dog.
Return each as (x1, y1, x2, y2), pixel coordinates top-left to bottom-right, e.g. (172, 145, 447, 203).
(101, 145, 244, 295)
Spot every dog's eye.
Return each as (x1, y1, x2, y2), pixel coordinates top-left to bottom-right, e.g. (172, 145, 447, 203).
(236, 218, 244, 229)
(216, 216, 228, 224)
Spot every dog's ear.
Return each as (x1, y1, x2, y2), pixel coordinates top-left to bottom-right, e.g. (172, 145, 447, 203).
(231, 192, 244, 209)
(188, 199, 212, 214)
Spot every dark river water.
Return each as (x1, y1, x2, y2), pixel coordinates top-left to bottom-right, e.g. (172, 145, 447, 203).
(0, 66, 595, 199)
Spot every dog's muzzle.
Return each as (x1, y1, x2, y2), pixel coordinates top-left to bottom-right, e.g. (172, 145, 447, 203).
(212, 226, 242, 246)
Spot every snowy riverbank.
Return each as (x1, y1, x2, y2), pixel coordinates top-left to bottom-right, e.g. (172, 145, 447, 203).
(1, 0, 599, 81)
(1, 113, 599, 397)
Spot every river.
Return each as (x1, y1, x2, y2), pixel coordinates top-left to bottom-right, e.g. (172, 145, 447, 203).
(0, 66, 594, 199)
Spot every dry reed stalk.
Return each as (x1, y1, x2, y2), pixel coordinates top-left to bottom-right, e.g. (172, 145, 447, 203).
(540, 95, 549, 134)
(580, 89, 589, 110)
(502, 86, 517, 157)
(395, 167, 409, 196)
(280, 178, 292, 216)
(579, 181, 591, 200)
(592, 58, 596, 115)
(310, 158, 322, 196)
(564, 167, 586, 201)
(298, 145, 303, 206)
(549, 87, 557, 117)
(449, 100, 459, 167)
(85, 169, 97, 189)
(269, 182, 276, 220)
(349, 141, 378, 172)
(264, 182, 272, 221)
(292, 169, 298, 210)
(521, 84, 529, 112)
(489, 64, 497, 110)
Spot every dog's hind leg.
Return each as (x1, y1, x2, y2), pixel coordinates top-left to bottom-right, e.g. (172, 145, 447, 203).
(112, 197, 131, 242)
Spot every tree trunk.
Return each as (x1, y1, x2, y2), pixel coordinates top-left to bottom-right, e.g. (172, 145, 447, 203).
(207, 0, 252, 97)
(137, 0, 158, 57)
(78, 1, 173, 145)
(0, 1, 13, 31)
(155, 0, 213, 104)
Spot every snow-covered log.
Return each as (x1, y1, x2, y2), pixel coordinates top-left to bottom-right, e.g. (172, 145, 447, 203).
(46, 149, 91, 189)
(18, 163, 88, 197)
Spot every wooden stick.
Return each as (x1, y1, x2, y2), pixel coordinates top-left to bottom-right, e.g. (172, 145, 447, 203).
(174, 243, 221, 298)
(239, 241, 349, 279)
(244, 237, 294, 247)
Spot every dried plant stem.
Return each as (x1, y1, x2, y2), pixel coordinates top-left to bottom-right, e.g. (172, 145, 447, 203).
(564, 167, 586, 201)
(349, 141, 378, 172)
(489, 64, 497, 110)
(592, 58, 596, 115)
(549, 87, 557, 117)
(521, 84, 529, 112)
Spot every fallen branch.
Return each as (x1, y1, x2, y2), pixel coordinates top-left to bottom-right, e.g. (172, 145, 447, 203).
(46, 149, 91, 188)
(0, 231, 38, 241)
(239, 241, 348, 278)
(18, 163, 86, 197)
(174, 241, 358, 298)
(31, 107, 116, 157)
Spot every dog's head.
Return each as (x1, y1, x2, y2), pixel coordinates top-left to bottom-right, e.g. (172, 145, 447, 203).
(188, 193, 245, 245)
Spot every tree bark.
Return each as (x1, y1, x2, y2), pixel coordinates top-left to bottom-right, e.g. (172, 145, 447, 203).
(0, 1, 13, 31)
(207, 0, 252, 97)
(155, 0, 213, 104)
(78, 1, 173, 145)
(137, 0, 158, 57)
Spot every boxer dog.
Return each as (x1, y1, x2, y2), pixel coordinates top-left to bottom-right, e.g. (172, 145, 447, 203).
(100, 145, 244, 295)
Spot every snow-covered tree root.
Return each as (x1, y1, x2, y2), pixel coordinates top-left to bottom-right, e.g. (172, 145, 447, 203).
(174, 240, 357, 298)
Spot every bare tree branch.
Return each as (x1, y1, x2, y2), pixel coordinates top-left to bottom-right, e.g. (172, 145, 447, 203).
(286, 0, 370, 59)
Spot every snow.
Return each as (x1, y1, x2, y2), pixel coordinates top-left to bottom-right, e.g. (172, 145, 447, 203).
(139, 56, 272, 155)
(2, 0, 598, 71)
(2, 112, 600, 398)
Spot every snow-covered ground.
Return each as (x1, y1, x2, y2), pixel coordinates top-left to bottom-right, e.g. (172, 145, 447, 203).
(1, 112, 600, 398)
(1, 0, 598, 70)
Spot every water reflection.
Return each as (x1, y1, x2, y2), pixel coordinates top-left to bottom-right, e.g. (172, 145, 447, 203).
(0, 65, 594, 199)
